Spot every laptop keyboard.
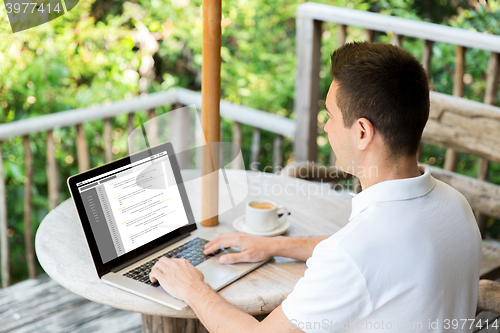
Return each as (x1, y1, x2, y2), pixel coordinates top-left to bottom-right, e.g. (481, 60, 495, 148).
(123, 237, 221, 287)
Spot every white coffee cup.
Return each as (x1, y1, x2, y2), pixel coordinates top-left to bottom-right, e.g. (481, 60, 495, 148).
(245, 200, 288, 232)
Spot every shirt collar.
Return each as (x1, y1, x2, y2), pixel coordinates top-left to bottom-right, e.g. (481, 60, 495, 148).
(349, 164, 436, 221)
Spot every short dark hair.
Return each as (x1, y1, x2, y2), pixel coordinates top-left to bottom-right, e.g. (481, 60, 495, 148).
(330, 42, 429, 157)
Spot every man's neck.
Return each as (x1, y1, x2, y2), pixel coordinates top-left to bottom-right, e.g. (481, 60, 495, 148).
(356, 156, 422, 191)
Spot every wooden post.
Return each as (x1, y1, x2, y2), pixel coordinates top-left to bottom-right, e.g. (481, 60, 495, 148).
(46, 130, 59, 210)
(103, 118, 113, 163)
(273, 134, 283, 171)
(0, 142, 10, 287)
(294, 17, 322, 162)
(126, 113, 135, 137)
(170, 103, 192, 169)
(231, 121, 242, 169)
(391, 33, 402, 47)
(201, 0, 221, 226)
(250, 128, 261, 168)
(422, 40, 434, 79)
(453, 46, 466, 97)
(142, 315, 208, 333)
(147, 109, 158, 147)
(23, 136, 36, 280)
(480, 53, 500, 179)
(76, 123, 90, 172)
(365, 29, 374, 43)
(443, 147, 459, 172)
(219, 123, 224, 169)
(476, 52, 500, 236)
(484, 53, 500, 106)
(337, 24, 346, 47)
(443, 45, 466, 172)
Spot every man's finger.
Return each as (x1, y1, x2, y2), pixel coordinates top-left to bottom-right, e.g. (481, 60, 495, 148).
(149, 266, 162, 282)
(204, 232, 245, 248)
(203, 234, 231, 249)
(203, 240, 232, 254)
(154, 260, 170, 276)
(204, 235, 241, 254)
(219, 252, 248, 264)
(159, 256, 173, 265)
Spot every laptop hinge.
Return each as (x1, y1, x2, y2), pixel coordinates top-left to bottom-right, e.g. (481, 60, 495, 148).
(111, 232, 192, 273)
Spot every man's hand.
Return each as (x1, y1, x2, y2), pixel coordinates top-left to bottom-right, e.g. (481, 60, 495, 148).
(149, 257, 212, 303)
(203, 232, 274, 264)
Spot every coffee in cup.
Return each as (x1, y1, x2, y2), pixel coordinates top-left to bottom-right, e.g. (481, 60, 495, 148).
(245, 200, 288, 232)
(249, 202, 275, 210)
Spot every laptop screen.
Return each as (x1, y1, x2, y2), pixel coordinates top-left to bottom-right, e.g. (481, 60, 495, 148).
(73, 147, 191, 264)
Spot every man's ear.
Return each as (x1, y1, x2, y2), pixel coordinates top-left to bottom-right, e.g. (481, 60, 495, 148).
(354, 118, 375, 150)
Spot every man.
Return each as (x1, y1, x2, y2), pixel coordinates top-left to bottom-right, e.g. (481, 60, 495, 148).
(150, 42, 482, 332)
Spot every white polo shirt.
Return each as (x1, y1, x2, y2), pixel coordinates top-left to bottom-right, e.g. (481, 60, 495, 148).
(282, 165, 481, 332)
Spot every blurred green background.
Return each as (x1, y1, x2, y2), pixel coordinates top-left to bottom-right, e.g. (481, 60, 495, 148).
(0, 0, 499, 284)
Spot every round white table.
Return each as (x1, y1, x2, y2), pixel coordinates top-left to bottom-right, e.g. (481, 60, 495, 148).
(35, 170, 352, 332)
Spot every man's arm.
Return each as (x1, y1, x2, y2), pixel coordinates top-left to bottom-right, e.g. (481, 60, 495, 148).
(148, 233, 328, 332)
(271, 235, 329, 261)
(203, 232, 328, 263)
(187, 282, 299, 333)
(149, 257, 304, 333)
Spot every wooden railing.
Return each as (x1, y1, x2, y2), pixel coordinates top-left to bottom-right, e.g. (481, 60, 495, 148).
(294, 3, 500, 163)
(3, 3, 500, 289)
(293, 3, 500, 231)
(0, 87, 296, 288)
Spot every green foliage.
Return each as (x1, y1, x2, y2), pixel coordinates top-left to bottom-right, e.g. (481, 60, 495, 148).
(0, 0, 499, 284)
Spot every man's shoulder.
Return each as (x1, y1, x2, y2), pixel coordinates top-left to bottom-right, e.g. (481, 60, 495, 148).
(323, 176, 478, 256)
(426, 177, 477, 222)
(431, 177, 471, 206)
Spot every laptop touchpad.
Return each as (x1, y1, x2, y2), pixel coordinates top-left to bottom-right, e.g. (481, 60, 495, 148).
(200, 262, 240, 287)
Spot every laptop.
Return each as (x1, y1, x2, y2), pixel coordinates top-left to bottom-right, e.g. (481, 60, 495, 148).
(67, 141, 269, 310)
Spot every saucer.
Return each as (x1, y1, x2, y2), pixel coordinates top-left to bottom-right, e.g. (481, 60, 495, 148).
(232, 215, 290, 237)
